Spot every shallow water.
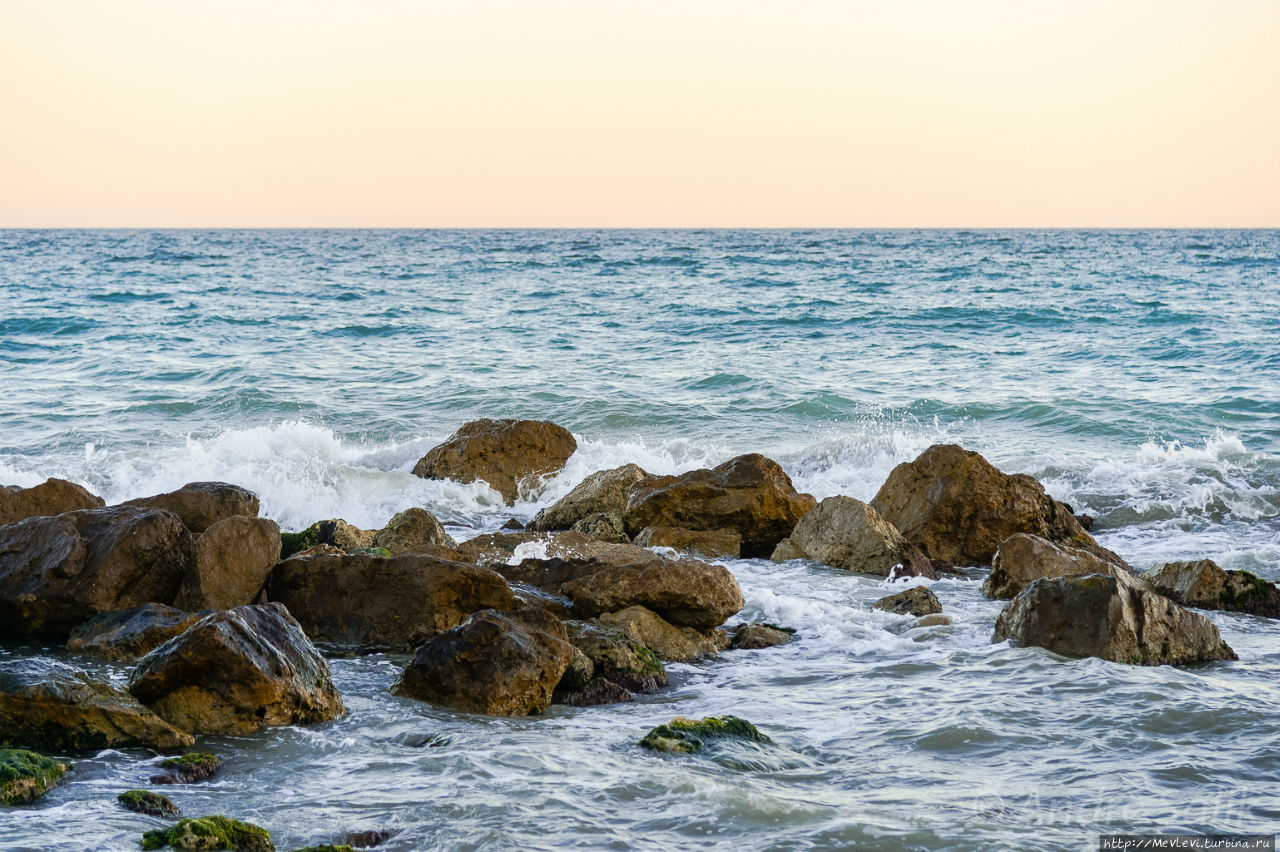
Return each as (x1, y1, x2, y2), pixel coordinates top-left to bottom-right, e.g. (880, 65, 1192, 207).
(1, 230, 1278, 850)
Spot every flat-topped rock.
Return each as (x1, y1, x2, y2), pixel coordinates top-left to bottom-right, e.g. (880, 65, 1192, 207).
(67, 603, 208, 662)
(984, 533, 1132, 600)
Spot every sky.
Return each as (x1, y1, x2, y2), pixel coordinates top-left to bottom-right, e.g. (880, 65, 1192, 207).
(1, 0, 1277, 227)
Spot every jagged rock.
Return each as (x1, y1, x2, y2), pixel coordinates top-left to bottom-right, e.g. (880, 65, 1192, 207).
(500, 518, 525, 531)
(0, 505, 195, 640)
(870, 444, 1098, 567)
(372, 508, 456, 556)
(129, 604, 345, 735)
(599, 605, 724, 662)
(0, 478, 103, 526)
(638, 716, 771, 754)
(118, 789, 180, 818)
(984, 533, 1131, 600)
(773, 496, 934, 577)
(394, 609, 572, 716)
(873, 586, 942, 616)
(529, 464, 649, 530)
(141, 815, 273, 851)
(0, 659, 193, 750)
(569, 512, 630, 543)
(175, 516, 281, 611)
(769, 538, 805, 562)
(267, 551, 513, 650)
(1143, 559, 1280, 618)
(993, 571, 1237, 665)
(555, 677, 634, 707)
(124, 482, 260, 535)
(279, 519, 375, 559)
(412, 419, 578, 504)
(554, 621, 666, 705)
(633, 526, 742, 560)
(624, 454, 815, 558)
(150, 752, 220, 784)
(67, 604, 208, 662)
(0, 748, 69, 806)
(728, 622, 794, 650)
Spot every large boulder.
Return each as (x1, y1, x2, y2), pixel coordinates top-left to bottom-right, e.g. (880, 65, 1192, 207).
(993, 571, 1236, 666)
(771, 496, 933, 577)
(529, 464, 648, 530)
(128, 604, 345, 735)
(0, 478, 103, 526)
(174, 516, 280, 611)
(1143, 559, 1280, 618)
(67, 604, 208, 662)
(0, 660, 193, 750)
(871, 444, 1095, 567)
(393, 609, 573, 716)
(633, 526, 742, 560)
(123, 482, 259, 534)
(984, 533, 1131, 600)
(412, 419, 578, 504)
(267, 551, 514, 650)
(0, 505, 195, 640)
(599, 605, 725, 662)
(372, 508, 457, 555)
(624, 454, 815, 558)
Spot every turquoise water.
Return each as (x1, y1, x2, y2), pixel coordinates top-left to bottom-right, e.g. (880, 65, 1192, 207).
(1, 229, 1278, 850)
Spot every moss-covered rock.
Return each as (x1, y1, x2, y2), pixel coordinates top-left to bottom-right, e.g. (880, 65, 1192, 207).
(141, 815, 274, 851)
(153, 752, 220, 784)
(348, 547, 392, 558)
(0, 748, 69, 805)
(118, 789, 180, 818)
(639, 715, 772, 754)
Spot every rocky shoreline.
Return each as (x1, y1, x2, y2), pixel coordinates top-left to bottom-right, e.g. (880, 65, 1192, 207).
(1, 417, 1271, 850)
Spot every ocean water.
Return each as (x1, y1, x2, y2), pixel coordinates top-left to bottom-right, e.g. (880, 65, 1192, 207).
(1, 229, 1278, 851)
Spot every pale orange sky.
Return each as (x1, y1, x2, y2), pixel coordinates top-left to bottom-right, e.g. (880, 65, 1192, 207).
(1, 0, 1277, 227)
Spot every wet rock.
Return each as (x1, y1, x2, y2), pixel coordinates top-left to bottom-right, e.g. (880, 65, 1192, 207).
(1143, 559, 1280, 618)
(561, 558, 744, 630)
(569, 512, 630, 543)
(129, 604, 345, 735)
(0, 748, 69, 806)
(556, 677, 634, 707)
(529, 464, 648, 530)
(993, 571, 1237, 666)
(290, 846, 353, 852)
(500, 518, 525, 531)
(67, 604, 208, 662)
(633, 526, 742, 560)
(341, 830, 395, 848)
(0, 478, 103, 526)
(984, 533, 1131, 600)
(773, 496, 933, 577)
(150, 752, 220, 784)
(558, 646, 595, 692)
(394, 609, 573, 716)
(599, 605, 724, 662)
(639, 715, 771, 754)
(372, 508, 457, 556)
(124, 482, 260, 535)
(870, 444, 1097, 567)
(566, 622, 667, 695)
(175, 516, 281, 611)
(0, 505, 195, 640)
(279, 519, 375, 560)
(624, 454, 816, 558)
(119, 789, 180, 818)
(769, 538, 805, 562)
(267, 551, 514, 650)
(0, 659, 194, 750)
(1076, 513, 1095, 532)
(728, 622, 794, 650)
(911, 614, 952, 629)
(412, 418, 578, 504)
(510, 583, 574, 620)
(873, 586, 942, 616)
(141, 815, 273, 851)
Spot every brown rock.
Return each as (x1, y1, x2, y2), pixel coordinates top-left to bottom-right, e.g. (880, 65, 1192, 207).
(569, 512, 630, 543)
(728, 622, 794, 650)
(0, 478, 104, 525)
(599, 605, 722, 662)
(984, 533, 1132, 600)
(174, 516, 281, 611)
(873, 586, 942, 616)
(1143, 559, 1280, 618)
(373, 508, 457, 556)
(561, 558, 744, 630)
(624, 454, 815, 558)
(123, 482, 259, 534)
(529, 464, 648, 530)
(769, 538, 805, 562)
(776, 496, 931, 577)
(67, 604, 208, 662)
(128, 604, 345, 735)
(412, 419, 577, 504)
(564, 621, 666, 695)
(633, 526, 742, 560)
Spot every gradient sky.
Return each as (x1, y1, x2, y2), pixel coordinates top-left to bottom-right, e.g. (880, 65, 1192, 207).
(2, 0, 1277, 227)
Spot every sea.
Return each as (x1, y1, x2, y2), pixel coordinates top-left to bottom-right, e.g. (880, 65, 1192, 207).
(1, 229, 1277, 851)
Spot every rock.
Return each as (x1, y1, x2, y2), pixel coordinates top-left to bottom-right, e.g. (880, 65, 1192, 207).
(267, 552, 514, 650)
(529, 464, 649, 530)
(599, 605, 723, 662)
(569, 512, 630, 543)
(870, 444, 1097, 567)
(124, 482, 260, 535)
(555, 677, 634, 707)
(566, 622, 667, 695)
(119, 789, 181, 818)
(128, 604, 345, 735)
(509, 583, 574, 620)
(500, 518, 525, 531)
(0, 478, 103, 525)
(412, 419, 578, 504)
(393, 609, 572, 716)
(0, 748, 69, 806)
(911, 614, 953, 629)
(558, 646, 595, 692)
(372, 508, 456, 556)
(769, 538, 805, 562)
(633, 526, 742, 560)
(175, 516, 281, 611)
(67, 604, 209, 662)
(279, 519, 375, 560)
(638, 716, 771, 754)
(0, 505, 195, 640)
(728, 622, 794, 650)
(0, 659, 194, 750)
(775, 496, 932, 577)
(873, 586, 942, 616)
(624, 454, 815, 558)
(560, 558, 744, 630)
(993, 571, 1237, 666)
(984, 533, 1131, 600)
(141, 815, 274, 851)
(150, 752, 220, 784)
(1143, 559, 1280, 618)
(341, 832, 394, 849)
(290, 847, 354, 852)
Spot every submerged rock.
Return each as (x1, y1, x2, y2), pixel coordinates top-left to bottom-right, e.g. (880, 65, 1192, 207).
(993, 571, 1236, 666)
(289, 847, 354, 852)
(0, 748, 69, 806)
(638, 716, 771, 754)
(1143, 559, 1280, 618)
(119, 789, 180, 818)
(67, 604, 209, 662)
(175, 516, 281, 611)
(0, 478, 103, 526)
(633, 526, 742, 560)
(772, 496, 934, 577)
(412, 419, 578, 504)
(151, 752, 221, 784)
(129, 604, 345, 735)
(341, 831, 395, 849)
(371, 508, 457, 556)
(599, 605, 725, 662)
(124, 482, 260, 535)
(529, 464, 649, 530)
(984, 533, 1130, 600)
(624, 454, 816, 557)
(728, 622, 794, 650)
(873, 586, 942, 617)
(142, 815, 274, 851)
(0, 659, 193, 750)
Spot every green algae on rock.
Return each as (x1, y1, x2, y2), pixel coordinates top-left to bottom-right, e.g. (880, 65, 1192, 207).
(639, 715, 772, 754)
(142, 815, 274, 851)
(0, 748, 69, 806)
(118, 789, 180, 818)
(153, 752, 221, 784)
